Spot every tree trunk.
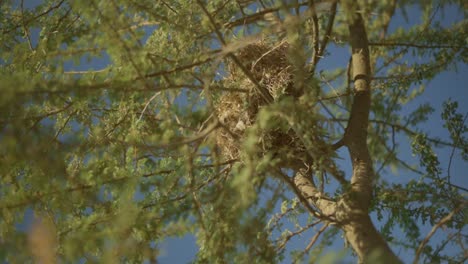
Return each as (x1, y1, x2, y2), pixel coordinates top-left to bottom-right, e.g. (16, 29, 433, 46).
(341, 213, 402, 263)
(294, 170, 402, 263)
(293, 2, 403, 262)
(341, 2, 402, 262)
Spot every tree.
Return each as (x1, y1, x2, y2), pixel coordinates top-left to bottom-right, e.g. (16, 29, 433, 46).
(0, 0, 467, 263)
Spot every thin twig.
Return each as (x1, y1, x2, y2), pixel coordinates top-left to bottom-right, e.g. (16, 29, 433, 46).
(20, 0, 33, 50)
(332, 118, 463, 149)
(369, 42, 466, 49)
(310, 0, 337, 73)
(373, 4, 441, 75)
(308, 0, 320, 71)
(447, 113, 468, 185)
(319, 72, 346, 114)
(224, 1, 310, 29)
(376, 126, 396, 175)
(304, 222, 330, 252)
(138, 92, 161, 122)
(195, 0, 274, 104)
(2, 158, 237, 210)
(413, 203, 467, 264)
(3, 0, 66, 34)
(276, 220, 322, 250)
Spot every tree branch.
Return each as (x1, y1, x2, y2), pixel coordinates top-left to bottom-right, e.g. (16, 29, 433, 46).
(224, 1, 309, 29)
(271, 168, 335, 221)
(369, 42, 465, 49)
(343, 1, 373, 206)
(304, 222, 330, 252)
(310, 0, 337, 73)
(276, 220, 322, 250)
(196, 0, 274, 104)
(2, 0, 66, 34)
(413, 203, 467, 264)
(308, 0, 320, 71)
(340, 2, 402, 262)
(293, 168, 337, 218)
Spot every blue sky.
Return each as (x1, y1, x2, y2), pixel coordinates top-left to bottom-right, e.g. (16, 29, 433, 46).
(12, 1, 467, 263)
(156, 4, 467, 264)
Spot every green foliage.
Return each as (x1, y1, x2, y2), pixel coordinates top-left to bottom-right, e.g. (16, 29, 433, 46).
(0, 0, 466, 263)
(411, 134, 441, 177)
(442, 99, 468, 160)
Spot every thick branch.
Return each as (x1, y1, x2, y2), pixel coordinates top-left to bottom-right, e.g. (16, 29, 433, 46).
(340, 2, 402, 263)
(343, 1, 373, 207)
(272, 168, 333, 221)
(293, 169, 337, 218)
(341, 213, 402, 263)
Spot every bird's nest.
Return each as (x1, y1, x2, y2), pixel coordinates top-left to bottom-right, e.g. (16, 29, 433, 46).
(214, 40, 308, 166)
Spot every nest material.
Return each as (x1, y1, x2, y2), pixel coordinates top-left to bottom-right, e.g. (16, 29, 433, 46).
(226, 40, 297, 100)
(215, 40, 307, 166)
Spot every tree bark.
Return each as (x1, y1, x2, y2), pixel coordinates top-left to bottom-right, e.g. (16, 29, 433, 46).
(294, 169, 402, 263)
(341, 212, 401, 263)
(290, 2, 402, 262)
(339, 2, 402, 263)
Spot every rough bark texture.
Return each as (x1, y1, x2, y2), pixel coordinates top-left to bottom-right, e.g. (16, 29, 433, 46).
(340, 2, 402, 262)
(293, 2, 403, 263)
(341, 213, 400, 263)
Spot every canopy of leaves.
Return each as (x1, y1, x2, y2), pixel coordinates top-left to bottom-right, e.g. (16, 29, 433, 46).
(0, 0, 466, 263)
